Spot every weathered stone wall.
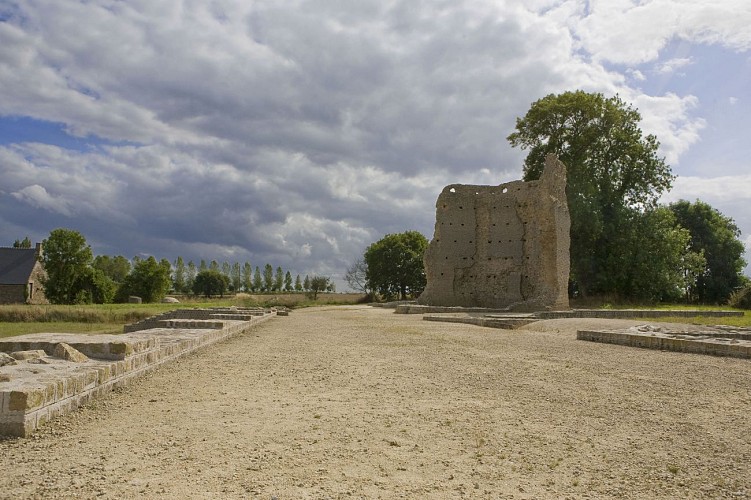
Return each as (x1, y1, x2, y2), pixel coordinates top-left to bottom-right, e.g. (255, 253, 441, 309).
(27, 261, 48, 304)
(418, 154, 570, 311)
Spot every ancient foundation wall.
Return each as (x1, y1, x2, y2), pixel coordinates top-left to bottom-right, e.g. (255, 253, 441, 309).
(577, 326, 751, 359)
(122, 307, 269, 332)
(0, 308, 279, 437)
(418, 155, 570, 311)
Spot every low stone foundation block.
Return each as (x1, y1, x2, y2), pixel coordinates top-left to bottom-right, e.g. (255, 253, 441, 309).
(577, 326, 751, 360)
(0, 308, 282, 437)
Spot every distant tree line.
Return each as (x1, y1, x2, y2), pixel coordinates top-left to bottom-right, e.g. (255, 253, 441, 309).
(34, 228, 332, 304)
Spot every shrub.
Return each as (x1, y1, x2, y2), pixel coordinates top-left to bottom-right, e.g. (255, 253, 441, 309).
(727, 284, 751, 310)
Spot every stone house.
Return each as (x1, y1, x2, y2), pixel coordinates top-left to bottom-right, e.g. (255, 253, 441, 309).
(0, 243, 48, 304)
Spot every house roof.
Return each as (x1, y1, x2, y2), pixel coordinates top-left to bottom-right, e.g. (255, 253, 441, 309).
(0, 247, 40, 285)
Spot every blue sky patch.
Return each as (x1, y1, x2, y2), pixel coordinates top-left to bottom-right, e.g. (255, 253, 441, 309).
(0, 115, 136, 151)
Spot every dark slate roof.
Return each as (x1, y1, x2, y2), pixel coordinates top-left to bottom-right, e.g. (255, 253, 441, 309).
(0, 247, 39, 285)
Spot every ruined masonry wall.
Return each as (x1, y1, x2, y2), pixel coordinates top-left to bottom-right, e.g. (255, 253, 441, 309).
(418, 155, 570, 311)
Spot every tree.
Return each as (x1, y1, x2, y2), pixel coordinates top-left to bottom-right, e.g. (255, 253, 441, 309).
(75, 268, 117, 304)
(200, 259, 208, 272)
(231, 262, 242, 292)
(508, 91, 674, 299)
(274, 266, 284, 292)
(364, 231, 428, 300)
(92, 255, 131, 283)
(345, 258, 369, 294)
(186, 260, 197, 293)
(209, 260, 219, 272)
(193, 269, 230, 298)
(242, 262, 252, 292)
(604, 207, 696, 303)
(13, 236, 32, 248)
(173, 256, 186, 293)
(263, 264, 274, 292)
(306, 276, 331, 300)
(117, 256, 172, 303)
(40, 228, 94, 304)
(253, 266, 263, 292)
(284, 271, 293, 292)
(303, 275, 311, 291)
(669, 199, 747, 303)
(295, 274, 303, 292)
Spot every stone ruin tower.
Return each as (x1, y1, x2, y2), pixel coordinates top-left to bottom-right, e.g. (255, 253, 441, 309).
(418, 154, 570, 311)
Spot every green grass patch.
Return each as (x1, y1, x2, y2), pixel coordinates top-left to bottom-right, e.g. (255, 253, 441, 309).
(0, 304, 172, 324)
(0, 322, 123, 339)
(639, 313, 751, 328)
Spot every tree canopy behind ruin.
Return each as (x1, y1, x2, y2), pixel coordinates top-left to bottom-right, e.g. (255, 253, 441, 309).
(508, 91, 679, 300)
(669, 199, 747, 303)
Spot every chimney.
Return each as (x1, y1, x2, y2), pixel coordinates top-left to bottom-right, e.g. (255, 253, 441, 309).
(35, 242, 43, 258)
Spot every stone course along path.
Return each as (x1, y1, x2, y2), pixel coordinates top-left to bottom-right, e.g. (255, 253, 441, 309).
(1, 306, 750, 498)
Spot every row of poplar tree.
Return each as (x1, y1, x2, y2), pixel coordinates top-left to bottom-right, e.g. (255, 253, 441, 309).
(169, 257, 325, 295)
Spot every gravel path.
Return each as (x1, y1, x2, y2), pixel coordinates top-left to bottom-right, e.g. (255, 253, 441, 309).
(1, 306, 750, 499)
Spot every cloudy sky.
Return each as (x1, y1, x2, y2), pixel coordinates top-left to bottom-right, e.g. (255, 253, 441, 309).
(1, 0, 750, 288)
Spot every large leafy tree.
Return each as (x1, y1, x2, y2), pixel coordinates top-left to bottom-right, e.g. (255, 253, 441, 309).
(365, 231, 428, 300)
(117, 256, 172, 303)
(669, 199, 746, 303)
(76, 268, 117, 304)
(605, 207, 697, 303)
(93, 255, 131, 284)
(193, 269, 229, 298)
(40, 228, 94, 304)
(508, 91, 674, 298)
(306, 276, 331, 300)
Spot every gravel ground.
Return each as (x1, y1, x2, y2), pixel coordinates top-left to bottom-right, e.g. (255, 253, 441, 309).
(1, 305, 750, 499)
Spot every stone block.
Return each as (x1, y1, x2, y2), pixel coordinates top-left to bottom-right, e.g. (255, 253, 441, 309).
(9, 389, 45, 411)
(52, 343, 89, 363)
(0, 352, 17, 366)
(10, 350, 47, 361)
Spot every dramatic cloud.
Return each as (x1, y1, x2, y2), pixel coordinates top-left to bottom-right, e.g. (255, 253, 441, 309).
(1, 0, 749, 284)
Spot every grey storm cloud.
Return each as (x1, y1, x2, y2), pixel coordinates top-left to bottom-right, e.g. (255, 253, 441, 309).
(1, 0, 749, 284)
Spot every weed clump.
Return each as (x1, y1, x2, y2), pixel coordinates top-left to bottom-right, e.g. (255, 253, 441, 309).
(728, 284, 751, 310)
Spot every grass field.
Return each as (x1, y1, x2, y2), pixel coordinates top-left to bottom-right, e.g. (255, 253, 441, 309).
(0, 293, 367, 339)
